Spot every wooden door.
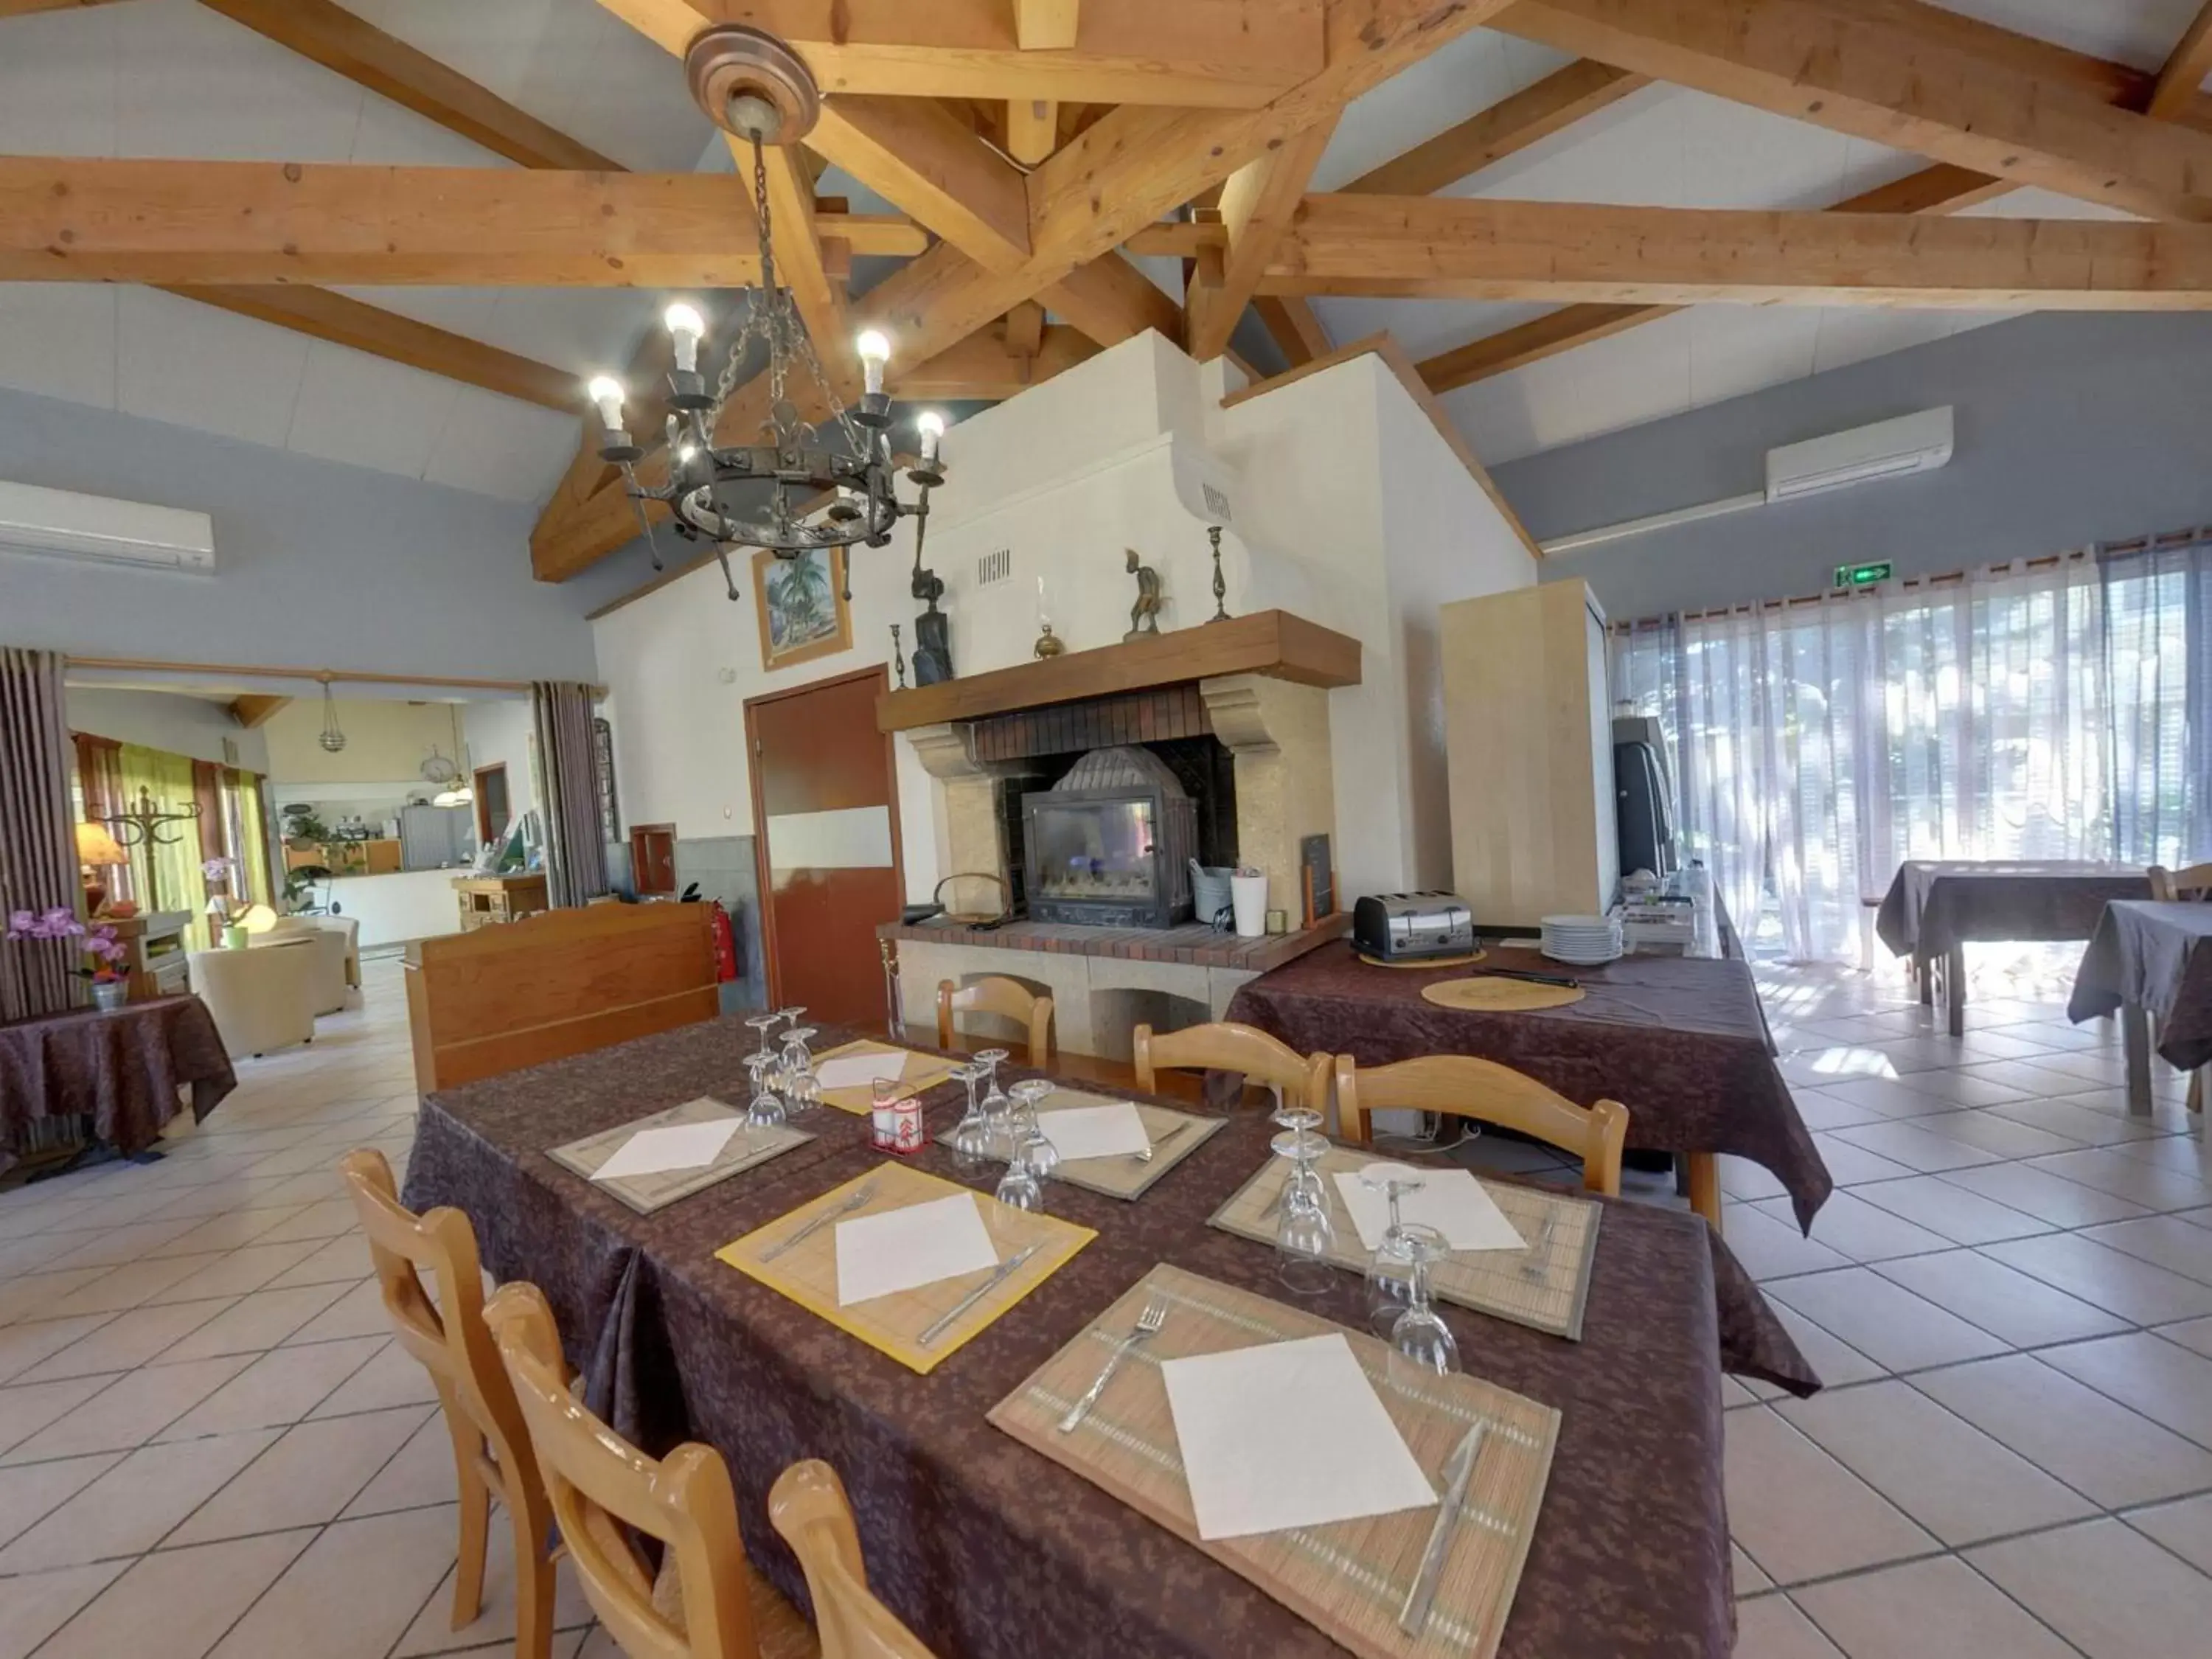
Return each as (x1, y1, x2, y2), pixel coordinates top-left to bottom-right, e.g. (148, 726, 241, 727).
(745, 666, 904, 1026)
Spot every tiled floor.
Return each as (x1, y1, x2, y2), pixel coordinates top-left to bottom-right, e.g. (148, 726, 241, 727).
(0, 953, 2206, 1656)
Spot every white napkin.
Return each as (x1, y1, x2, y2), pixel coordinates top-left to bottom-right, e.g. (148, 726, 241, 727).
(833, 1194, 999, 1306)
(1332, 1166, 1526, 1254)
(1162, 1334, 1436, 1541)
(1037, 1102, 1153, 1161)
(815, 1049, 908, 1093)
(591, 1120, 742, 1182)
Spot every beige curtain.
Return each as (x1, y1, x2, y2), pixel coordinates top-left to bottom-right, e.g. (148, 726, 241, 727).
(531, 681, 611, 908)
(1, 647, 82, 1019)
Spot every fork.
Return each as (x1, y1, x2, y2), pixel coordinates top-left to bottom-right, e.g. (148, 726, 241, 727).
(761, 1179, 877, 1261)
(1057, 1295, 1167, 1433)
(1130, 1121, 1190, 1164)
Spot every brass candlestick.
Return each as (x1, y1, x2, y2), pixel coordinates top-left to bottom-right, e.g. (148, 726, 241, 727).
(1207, 524, 1230, 623)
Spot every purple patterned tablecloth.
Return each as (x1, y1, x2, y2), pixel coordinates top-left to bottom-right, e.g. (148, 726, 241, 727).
(2067, 900, 2212, 1071)
(1222, 941, 1831, 1231)
(404, 1015, 1818, 1659)
(0, 994, 235, 1171)
(1874, 860, 2152, 958)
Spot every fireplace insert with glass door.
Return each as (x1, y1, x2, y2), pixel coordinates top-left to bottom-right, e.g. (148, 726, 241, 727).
(1021, 746, 1196, 928)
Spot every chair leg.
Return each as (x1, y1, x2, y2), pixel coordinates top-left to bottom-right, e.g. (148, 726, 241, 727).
(1686, 1152, 1722, 1235)
(2190, 1068, 2204, 1115)
(441, 1391, 491, 1629)
(509, 1495, 557, 1659)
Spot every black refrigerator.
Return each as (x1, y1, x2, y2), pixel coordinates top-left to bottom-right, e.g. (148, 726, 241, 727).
(1612, 714, 1677, 879)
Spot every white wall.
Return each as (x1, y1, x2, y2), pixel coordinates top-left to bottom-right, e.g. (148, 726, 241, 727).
(462, 699, 538, 826)
(63, 687, 270, 773)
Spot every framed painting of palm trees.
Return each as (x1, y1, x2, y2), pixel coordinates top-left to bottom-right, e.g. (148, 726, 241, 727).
(751, 546, 851, 672)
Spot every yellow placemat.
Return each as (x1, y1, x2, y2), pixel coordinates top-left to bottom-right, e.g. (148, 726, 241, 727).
(1005, 1089, 1225, 1201)
(1419, 978, 1585, 1012)
(1208, 1147, 1601, 1341)
(717, 1162, 1093, 1374)
(1356, 948, 1486, 970)
(543, 1098, 812, 1215)
(990, 1265, 1559, 1659)
(809, 1039, 966, 1116)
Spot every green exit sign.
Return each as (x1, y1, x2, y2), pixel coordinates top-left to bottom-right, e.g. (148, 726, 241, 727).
(1834, 561, 1893, 588)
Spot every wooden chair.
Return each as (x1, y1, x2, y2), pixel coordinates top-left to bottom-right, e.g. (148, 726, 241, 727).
(339, 1150, 557, 1659)
(1132, 1020, 1331, 1113)
(935, 975, 1054, 1066)
(482, 1281, 817, 1659)
(768, 1461, 935, 1659)
(2148, 864, 2212, 1113)
(1333, 1054, 1631, 1199)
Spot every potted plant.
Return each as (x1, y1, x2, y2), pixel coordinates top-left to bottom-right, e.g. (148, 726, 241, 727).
(4, 907, 133, 1010)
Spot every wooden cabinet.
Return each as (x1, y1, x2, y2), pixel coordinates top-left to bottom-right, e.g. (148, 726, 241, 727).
(453, 873, 549, 931)
(1441, 579, 1619, 928)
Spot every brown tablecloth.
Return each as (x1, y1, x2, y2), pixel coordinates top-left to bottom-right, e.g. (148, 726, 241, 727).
(0, 994, 234, 1171)
(2068, 900, 2212, 1071)
(404, 1016, 1818, 1659)
(1874, 860, 2152, 958)
(1222, 942, 1832, 1231)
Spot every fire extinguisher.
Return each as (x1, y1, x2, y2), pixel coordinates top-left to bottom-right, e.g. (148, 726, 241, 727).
(709, 900, 738, 983)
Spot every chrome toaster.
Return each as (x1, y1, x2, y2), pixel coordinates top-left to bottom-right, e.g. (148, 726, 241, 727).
(1352, 891, 1475, 962)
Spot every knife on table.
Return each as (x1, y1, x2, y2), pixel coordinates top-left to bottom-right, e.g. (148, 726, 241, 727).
(918, 1242, 1042, 1346)
(1399, 1422, 1485, 1636)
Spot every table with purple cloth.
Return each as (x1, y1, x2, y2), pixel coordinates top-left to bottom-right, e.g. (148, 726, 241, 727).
(2067, 900, 2212, 1110)
(1221, 940, 1829, 1233)
(403, 1015, 1818, 1659)
(0, 993, 235, 1173)
(1873, 860, 2152, 1035)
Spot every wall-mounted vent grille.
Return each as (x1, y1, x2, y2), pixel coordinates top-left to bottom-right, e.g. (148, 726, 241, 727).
(222, 737, 240, 766)
(1202, 483, 1232, 524)
(976, 548, 1012, 586)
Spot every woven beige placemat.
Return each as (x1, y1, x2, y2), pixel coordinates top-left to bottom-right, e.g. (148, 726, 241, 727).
(1000, 1089, 1225, 1200)
(989, 1264, 1558, 1659)
(808, 1039, 966, 1116)
(717, 1161, 1093, 1374)
(1419, 978, 1585, 1012)
(544, 1098, 812, 1215)
(1208, 1146, 1601, 1342)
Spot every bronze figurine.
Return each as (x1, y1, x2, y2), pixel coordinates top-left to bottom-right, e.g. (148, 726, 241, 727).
(1124, 549, 1162, 642)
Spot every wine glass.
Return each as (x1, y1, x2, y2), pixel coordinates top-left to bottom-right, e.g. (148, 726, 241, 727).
(975, 1048, 1012, 1158)
(1360, 1162, 1427, 1337)
(743, 1051, 785, 1130)
(779, 1025, 819, 1113)
(994, 1140, 1043, 1212)
(1386, 1223, 1460, 1377)
(744, 1012, 779, 1061)
(947, 1062, 991, 1167)
(1272, 1126, 1336, 1295)
(1009, 1079, 1060, 1181)
(1273, 1105, 1328, 1212)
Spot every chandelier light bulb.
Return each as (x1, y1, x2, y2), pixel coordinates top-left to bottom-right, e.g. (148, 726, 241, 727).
(916, 409, 945, 465)
(664, 302, 707, 373)
(586, 375, 626, 430)
(855, 329, 891, 396)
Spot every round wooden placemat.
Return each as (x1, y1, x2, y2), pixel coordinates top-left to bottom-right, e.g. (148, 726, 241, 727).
(1354, 948, 1486, 970)
(1421, 977, 1586, 1012)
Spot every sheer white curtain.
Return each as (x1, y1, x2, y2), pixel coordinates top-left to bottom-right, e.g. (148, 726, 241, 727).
(1613, 557, 2110, 964)
(2102, 533, 2211, 868)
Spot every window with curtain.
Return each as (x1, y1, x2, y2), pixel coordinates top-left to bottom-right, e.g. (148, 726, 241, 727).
(115, 743, 211, 922)
(1613, 549, 2192, 965)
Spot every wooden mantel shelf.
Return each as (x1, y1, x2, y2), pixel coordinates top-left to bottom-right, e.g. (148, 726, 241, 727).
(874, 609, 1361, 732)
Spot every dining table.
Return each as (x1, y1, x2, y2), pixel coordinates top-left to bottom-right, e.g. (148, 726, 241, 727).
(1218, 940, 1829, 1234)
(1873, 860, 2152, 1035)
(2067, 899, 2212, 1113)
(403, 1015, 1818, 1659)
(0, 992, 234, 1175)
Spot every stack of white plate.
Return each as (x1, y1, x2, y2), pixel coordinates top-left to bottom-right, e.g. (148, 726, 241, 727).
(1540, 914, 1623, 965)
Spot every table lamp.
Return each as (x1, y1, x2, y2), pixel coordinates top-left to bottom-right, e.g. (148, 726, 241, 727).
(75, 821, 127, 914)
(224, 902, 278, 950)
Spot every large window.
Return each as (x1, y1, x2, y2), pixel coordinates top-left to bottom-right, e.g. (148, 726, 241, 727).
(1613, 537, 2211, 964)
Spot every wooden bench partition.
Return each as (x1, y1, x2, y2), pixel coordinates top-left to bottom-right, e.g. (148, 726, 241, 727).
(404, 901, 719, 1096)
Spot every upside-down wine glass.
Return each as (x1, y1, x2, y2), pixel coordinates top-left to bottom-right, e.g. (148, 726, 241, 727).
(1272, 1116, 1336, 1295)
(743, 1051, 785, 1130)
(744, 1012, 779, 1065)
(1360, 1161, 1427, 1337)
(947, 1062, 992, 1168)
(975, 1048, 1012, 1158)
(1386, 1222, 1461, 1377)
(779, 1025, 819, 1113)
(1008, 1079, 1060, 1182)
(994, 1136, 1043, 1213)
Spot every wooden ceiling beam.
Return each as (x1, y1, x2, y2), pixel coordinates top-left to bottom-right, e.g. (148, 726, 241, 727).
(2152, 4, 2212, 121)
(894, 322, 1100, 400)
(1251, 294, 1330, 366)
(1187, 117, 1338, 361)
(227, 695, 291, 730)
(1340, 58, 1646, 196)
(752, 139, 850, 373)
(807, 97, 1031, 272)
(1496, 0, 2212, 222)
(1007, 1, 1078, 163)
(1414, 161, 2005, 392)
(1040, 252, 1183, 347)
(1264, 194, 2212, 309)
(0, 1, 123, 15)
(589, 0, 1321, 107)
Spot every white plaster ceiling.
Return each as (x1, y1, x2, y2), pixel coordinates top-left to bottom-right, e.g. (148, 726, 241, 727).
(0, 0, 2199, 507)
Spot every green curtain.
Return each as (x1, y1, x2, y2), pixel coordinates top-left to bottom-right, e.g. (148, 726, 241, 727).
(116, 744, 209, 921)
(237, 773, 273, 907)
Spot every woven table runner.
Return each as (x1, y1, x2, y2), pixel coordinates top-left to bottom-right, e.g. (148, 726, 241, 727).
(989, 1264, 1559, 1659)
(1208, 1147, 1601, 1341)
(717, 1161, 1093, 1374)
(544, 1097, 812, 1214)
(998, 1089, 1225, 1200)
(809, 1039, 966, 1116)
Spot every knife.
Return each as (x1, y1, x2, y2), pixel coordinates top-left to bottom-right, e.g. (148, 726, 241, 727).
(1130, 1120, 1191, 1164)
(1481, 967, 1582, 990)
(760, 1178, 876, 1262)
(1399, 1423, 1484, 1636)
(918, 1242, 1043, 1346)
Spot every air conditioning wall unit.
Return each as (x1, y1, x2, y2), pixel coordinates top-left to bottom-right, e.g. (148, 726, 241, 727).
(1765, 406, 1954, 503)
(0, 479, 215, 573)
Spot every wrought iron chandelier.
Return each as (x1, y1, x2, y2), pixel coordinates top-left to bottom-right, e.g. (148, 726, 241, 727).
(585, 25, 944, 604)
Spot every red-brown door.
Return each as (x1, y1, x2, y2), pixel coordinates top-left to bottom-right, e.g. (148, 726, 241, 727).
(745, 666, 904, 1027)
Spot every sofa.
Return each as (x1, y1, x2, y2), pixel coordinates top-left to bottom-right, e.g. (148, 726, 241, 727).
(189, 942, 318, 1059)
(251, 917, 351, 1015)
